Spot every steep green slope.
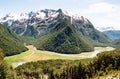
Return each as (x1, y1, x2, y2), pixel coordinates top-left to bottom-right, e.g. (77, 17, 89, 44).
(35, 19, 94, 54)
(73, 19, 111, 44)
(88, 29, 111, 43)
(0, 24, 28, 56)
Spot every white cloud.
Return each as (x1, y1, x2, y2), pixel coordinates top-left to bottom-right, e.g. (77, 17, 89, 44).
(81, 2, 120, 30)
(82, 2, 118, 14)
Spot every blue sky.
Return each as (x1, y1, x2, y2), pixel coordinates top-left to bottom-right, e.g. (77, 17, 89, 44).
(0, 0, 120, 29)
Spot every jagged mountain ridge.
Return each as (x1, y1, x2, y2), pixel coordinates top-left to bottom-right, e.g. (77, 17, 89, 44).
(0, 9, 94, 36)
(0, 9, 111, 44)
(0, 9, 71, 37)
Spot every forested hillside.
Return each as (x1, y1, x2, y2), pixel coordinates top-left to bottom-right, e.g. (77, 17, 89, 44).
(0, 48, 8, 79)
(35, 19, 94, 54)
(0, 24, 28, 56)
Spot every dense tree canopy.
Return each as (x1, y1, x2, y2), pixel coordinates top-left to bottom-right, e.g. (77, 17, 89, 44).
(14, 48, 120, 79)
(0, 24, 28, 56)
(0, 48, 8, 79)
(35, 19, 94, 54)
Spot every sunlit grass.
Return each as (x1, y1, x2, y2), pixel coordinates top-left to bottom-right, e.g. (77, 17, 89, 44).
(4, 45, 114, 66)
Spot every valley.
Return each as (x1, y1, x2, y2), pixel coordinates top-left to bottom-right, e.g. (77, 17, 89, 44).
(0, 7, 119, 79)
(4, 45, 114, 68)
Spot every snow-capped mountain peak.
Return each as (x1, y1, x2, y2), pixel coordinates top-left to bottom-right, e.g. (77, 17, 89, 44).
(0, 9, 89, 23)
(0, 9, 92, 37)
(0, 13, 17, 21)
(0, 13, 29, 22)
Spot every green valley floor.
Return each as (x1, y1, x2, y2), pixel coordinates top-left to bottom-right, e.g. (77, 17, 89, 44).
(4, 45, 114, 68)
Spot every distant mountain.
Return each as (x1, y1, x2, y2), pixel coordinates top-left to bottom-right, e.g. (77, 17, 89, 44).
(96, 26, 120, 40)
(96, 27, 115, 32)
(35, 19, 94, 54)
(112, 39, 120, 46)
(0, 24, 28, 56)
(104, 30, 120, 40)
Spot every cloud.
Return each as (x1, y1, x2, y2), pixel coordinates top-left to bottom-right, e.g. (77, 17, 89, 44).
(81, 2, 120, 30)
(82, 2, 118, 14)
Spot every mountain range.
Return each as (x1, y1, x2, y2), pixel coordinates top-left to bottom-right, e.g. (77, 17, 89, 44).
(0, 9, 112, 54)
(103, 30, 120, 40)
(95, 26, 120, 40)
(96, 27, 115, 32)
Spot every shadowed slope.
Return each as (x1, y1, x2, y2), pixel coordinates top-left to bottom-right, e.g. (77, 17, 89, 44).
(0, 24, 28, 56)
(35, 19, 94, 54)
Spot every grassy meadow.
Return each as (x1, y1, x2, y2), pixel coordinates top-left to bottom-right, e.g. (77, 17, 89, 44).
(4, 45, 114, 68)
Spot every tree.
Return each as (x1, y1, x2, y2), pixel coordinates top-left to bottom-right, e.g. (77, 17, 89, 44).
(0, 48, 8, 79)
